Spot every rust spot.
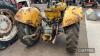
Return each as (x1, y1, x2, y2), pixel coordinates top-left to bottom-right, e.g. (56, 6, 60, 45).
(26, 20, 32, 25)
(72, 8, 76, 10)
(27, 8, 31, 12)
(16, 15, 20, 19)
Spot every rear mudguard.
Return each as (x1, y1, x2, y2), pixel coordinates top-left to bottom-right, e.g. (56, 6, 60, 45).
(62, 6, 83, 27)
(15, 7, 42, 27)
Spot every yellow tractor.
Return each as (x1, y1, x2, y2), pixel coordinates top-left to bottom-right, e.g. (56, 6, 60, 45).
(15, 0, 83, 53)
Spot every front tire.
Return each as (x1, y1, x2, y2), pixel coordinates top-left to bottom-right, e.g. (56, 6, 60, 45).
(64, 23, 80, 53)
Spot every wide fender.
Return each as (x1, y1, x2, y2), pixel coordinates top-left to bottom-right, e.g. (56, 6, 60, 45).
(62, 6, 83, 27)
(15, 7, 42, 27)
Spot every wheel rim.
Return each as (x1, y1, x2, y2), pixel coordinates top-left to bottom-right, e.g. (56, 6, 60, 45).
(0, 9, 17, 41)
(0, 9, 15, 24)
(0, 9, 14, 35)
(0, 15, 12, 35)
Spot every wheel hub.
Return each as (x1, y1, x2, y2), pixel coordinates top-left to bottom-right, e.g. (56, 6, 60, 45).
(0, 15, 12, 35)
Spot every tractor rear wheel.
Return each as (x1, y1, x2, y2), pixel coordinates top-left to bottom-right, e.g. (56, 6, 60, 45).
(64, 23, 80, 53)
(17, 22, 41, 47)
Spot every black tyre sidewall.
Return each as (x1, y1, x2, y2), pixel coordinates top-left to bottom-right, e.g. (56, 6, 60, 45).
(64, 23, 80, 53)
(0, 2, 18, 49)
(17, 22, 40, 47)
